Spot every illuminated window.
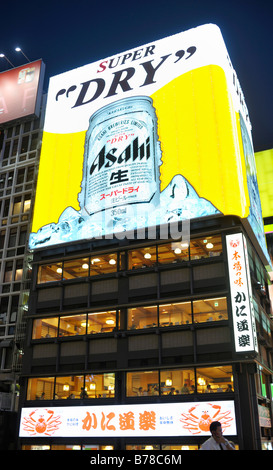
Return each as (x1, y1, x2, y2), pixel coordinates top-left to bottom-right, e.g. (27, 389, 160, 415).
(126, 445, 160, 450)
(87, 310, 116, 334)
(158, 242, 189, 264)
(193, 297, 228, 323)
(37, 263, 63, 283)
(162, 445, 199, 450)
(127, 305, 157, 330)
(128, 246, 156, 269)
(190, 235, 222, 259)
(59, 314, 87, 336)
(15, 259, 23, 281)
(160, 368, 195, 395)
(32, 317, 59, 339)
(23, 194, 31, 212)
(159, 301, 192, 326)
(55, 375, 84, 399)
(90, 253, 117, 275)
(27, 377, 54, 400)
(85, 373, 115, 398)
(63, 258, 89, 279)
(196, 365, 233, 393)
(12, 197, 21, 215)
(126, 371, 159, 397)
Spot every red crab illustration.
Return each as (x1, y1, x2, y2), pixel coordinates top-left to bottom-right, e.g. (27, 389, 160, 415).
(22, 409, 62, 436)
(180, 403, 233, 434)
(229, 239, 240, 248)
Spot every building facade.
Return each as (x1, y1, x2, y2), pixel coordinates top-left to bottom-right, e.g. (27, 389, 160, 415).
(0, 60, 45, 448)
(17, 215, 273, 450)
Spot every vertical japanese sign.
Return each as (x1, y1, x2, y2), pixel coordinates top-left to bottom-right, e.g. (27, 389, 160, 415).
(226, 233, 258, 353)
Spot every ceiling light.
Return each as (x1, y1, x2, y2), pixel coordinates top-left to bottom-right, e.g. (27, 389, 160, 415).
(91, 258, 100, 264)
(109, 259, 116, 265)
(174, 248, 182, 254)
(206, 242, 214, 249)
(82, 263, 89, 269)
(144, 253, 151, 259)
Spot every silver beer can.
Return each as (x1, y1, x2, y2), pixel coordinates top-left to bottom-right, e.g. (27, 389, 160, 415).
(78, 96, 162, 227)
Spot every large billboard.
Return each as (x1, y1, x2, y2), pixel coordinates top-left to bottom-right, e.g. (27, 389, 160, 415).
(19, 401, 236, 438)
(0, 59, 45, 124)
(28, 24, 267, 262)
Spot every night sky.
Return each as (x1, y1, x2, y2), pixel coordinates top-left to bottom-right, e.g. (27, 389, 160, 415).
(0, 0, 272, 152)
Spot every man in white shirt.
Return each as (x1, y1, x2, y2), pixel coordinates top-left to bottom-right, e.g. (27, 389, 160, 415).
(200, 421, 235, 450)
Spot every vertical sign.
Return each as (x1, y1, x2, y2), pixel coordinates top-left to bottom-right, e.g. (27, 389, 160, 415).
(226, 233, 258, 353)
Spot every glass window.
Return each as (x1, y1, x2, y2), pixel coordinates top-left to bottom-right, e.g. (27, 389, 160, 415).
(193, 297, 228, 323)
(16, 168, 25, 185)
(127, 305, 157, 330)
(12, 196, 21, 215)
(59, 314, 87, 336)
(162, 445, 199, 450)
(37, 263, 63, 283)
(19, 226, 27, 245)
(55, 375, 84, 399)
(126, 445, 160, 450)
(128, 246, 156, 269)
(160, 369, 195, 395)
(63, 258, 89, 279)
(90, 253, 117, 275)
(8, 228, 17, 247)
(190, 235, 222, 259)
(27, 377, 54, 400)
(23, 194, 31, 212)
(126, 370, 159, 397)
(85, 373, 115, 398)
(30, 132, 39, 150)
(158, 242, 189, 264)
(20, 135, 29, 153)
(3, 141, 10, 159)
(15, 259, 23, 281)
(11, 138, 18, 156)
(32, 317, 59, 339)
(159, 301, 192, 327)
(4, 261, 13, 283)
(196, 365, 234, 393)
(87, 310, 116, 334)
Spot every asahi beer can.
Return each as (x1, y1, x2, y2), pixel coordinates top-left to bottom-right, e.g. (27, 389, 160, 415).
(78, 96, 162, 226)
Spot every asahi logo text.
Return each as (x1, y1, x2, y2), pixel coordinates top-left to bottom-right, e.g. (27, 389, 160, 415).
(90, 136, 150, 175)
(55, 44, 197, 108)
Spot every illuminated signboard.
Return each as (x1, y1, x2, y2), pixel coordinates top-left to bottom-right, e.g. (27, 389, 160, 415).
(0, 60, 45, 124)
(28, 24, 267, 263)
(19, 401, 236, 438)
(226, 233, 258, 353)
(255, 148, 273, 232)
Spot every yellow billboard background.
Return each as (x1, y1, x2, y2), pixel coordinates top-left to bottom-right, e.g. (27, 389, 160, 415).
(32, 64, 249, 233)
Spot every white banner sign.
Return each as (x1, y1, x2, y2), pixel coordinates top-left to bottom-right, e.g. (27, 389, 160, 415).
(226, 233, 258, 353)
(19, 401, 236, 438)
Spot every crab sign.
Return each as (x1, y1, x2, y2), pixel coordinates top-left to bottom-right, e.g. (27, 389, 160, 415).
(22, 409, 62, 436)
(180, 403, 234, 434)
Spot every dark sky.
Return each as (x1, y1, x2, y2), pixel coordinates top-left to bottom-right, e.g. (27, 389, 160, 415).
(0, 0, 272, 152)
